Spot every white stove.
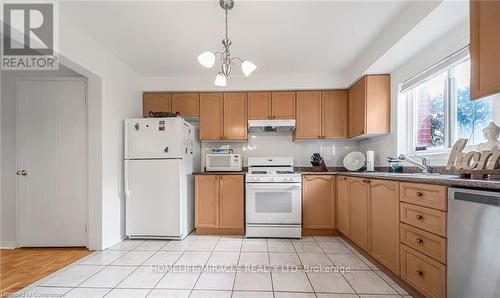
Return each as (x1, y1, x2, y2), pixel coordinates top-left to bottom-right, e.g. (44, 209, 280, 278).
(245, 157, 302, 238)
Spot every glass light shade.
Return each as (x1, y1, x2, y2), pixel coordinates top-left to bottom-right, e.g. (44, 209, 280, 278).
(214, 72, 227, 87)
(241, 60, 257, 77)
(198, 51, 215, 68)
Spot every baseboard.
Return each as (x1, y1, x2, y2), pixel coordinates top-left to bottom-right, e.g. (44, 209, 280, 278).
(301, 228, 338, 236)
(196, 228, 244, 235)
(0, 241, 18, 249)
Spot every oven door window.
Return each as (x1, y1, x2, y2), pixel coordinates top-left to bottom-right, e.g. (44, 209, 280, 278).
(255, 192, 292, 213)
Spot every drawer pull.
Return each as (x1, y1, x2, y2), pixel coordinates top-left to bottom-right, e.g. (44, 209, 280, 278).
(416, 215, 424, 220)
(416, 270, 424, 277)
(416, 192, 423, 197)
(416, 238, 424, 244)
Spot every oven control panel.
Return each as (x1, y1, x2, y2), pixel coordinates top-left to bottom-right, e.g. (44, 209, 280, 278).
(246, 174, 301, 183)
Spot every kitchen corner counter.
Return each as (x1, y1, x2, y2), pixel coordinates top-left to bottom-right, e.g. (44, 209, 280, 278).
(300, 170, 500, 190)
(193, 171, 246, 175)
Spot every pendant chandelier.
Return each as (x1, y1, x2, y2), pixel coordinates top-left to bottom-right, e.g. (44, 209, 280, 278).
(197, 0, 257, 87)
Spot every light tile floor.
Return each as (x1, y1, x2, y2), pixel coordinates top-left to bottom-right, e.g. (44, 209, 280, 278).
(20, 236, 413, 298)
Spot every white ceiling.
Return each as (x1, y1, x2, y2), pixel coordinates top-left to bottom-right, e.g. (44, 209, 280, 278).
(60, 1, 412, 79)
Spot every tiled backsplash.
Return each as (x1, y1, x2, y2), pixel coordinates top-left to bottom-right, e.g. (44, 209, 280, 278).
(200, 132, 358, 169)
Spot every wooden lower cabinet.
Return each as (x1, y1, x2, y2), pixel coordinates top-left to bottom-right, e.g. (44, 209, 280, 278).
(219, 175, 244, 229)
(368, 179, 400, 275)
(401, 244, 446, 298)
(347, 177, 369, 250)
(195, 175, 244, 234)
(336, 176, 349, 235)
(195, 175, 219, 228)
(302, 175, 336, 232)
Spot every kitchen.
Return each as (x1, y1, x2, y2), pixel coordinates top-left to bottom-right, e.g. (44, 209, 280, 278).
(1, 0, 500, 298)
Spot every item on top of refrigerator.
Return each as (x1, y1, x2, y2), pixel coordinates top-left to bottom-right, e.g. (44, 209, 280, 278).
(211, 145, 233, 154)
(148, 111, 180, 118)
(343, 151, 366, 171)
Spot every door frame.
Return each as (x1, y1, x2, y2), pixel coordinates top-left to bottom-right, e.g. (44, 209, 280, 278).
(15, 76, 89, 248)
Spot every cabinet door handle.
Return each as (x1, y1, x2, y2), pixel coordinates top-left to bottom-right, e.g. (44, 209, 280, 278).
(416, 192, 423, 197)
(416, 238, 424, 244)
(416, 270, 424, 277)
(416, 215, 424, 220)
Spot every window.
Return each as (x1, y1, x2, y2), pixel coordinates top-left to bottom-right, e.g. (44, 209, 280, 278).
(402, 54, 493, 153)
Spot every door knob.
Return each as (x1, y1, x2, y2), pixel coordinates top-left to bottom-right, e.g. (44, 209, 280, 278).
(21, 170, 28, 176)
(16, 170, 21, 175)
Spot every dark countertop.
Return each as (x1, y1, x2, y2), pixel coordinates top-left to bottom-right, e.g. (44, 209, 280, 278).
(299, 171, 500, 190)
(193, 171, 246, 175)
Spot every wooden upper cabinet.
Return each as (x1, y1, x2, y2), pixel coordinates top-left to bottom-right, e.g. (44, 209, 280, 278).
(347, 177, 369, 250)
(348, 78, 367, 137)
(368, 179, 400, 275)
(223, 93, 248, 140)
(219, 175, 244, 229)
(143, 93, 171, 117)
(470, 1, 500, 99)
(337, 176, 349, 235)
(200, 93, 223, 140)
(272, 92, 295, 119)
(248, 92, 271, 120)
(295, 91, 322, 139)
(195, 175, 220, 228)
(302, 175, 336, 230)
(348, 75, 390, 138)
(322, 90, 348, 138)
(171, 93, 200, 117)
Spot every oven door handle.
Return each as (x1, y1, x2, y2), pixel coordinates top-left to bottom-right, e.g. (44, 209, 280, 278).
(246, 183, 301, 190)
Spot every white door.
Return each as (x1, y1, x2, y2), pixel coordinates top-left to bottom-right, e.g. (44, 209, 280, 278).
(17, 78, 87, 247)
(125, 159, 182, 237)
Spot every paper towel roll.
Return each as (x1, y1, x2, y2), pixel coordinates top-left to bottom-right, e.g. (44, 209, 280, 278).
(366, 150, 375, 171)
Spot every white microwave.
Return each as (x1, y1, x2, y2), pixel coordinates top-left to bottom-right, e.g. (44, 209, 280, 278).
(206, 154, 242, 172)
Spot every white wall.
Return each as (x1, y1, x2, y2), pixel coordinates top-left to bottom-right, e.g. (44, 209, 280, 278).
(58, 14, 141, 250)
(201, 132, 358, 170)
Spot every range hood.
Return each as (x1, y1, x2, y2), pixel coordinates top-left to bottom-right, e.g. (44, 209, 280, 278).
(248, 119, 296, 132)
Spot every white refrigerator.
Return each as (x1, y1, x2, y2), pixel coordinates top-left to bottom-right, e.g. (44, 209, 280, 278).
(124, 117, 199, 239)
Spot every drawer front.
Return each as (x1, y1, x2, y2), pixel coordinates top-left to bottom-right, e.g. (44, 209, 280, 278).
(401, 244, 446, 298)
(400, 203, 447, 237)
(400, 223, 446, 264)
(400, 182, 447, 211)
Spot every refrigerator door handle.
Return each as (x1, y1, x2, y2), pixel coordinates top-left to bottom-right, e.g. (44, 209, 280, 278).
(124, 162, 130, 198)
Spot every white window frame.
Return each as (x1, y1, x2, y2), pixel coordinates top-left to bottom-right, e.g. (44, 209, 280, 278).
(402, 51, 488, 157)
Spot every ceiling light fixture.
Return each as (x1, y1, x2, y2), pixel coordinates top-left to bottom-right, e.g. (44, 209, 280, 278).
(198, 0, 257, 86)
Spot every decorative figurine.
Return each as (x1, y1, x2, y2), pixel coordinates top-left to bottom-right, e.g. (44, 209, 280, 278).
(478, 122, 500, 151)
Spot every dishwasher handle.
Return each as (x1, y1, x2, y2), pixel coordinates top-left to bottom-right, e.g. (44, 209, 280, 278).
(448, 187, 500, 207)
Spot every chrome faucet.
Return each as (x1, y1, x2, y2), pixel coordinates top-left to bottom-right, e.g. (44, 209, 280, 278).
(398, 154, 429, 173)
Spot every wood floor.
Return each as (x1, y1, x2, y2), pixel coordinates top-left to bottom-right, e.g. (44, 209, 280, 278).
(0, 247, 92, 295)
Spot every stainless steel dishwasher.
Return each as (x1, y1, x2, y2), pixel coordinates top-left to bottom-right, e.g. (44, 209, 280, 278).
(448, 187, 500, 298)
